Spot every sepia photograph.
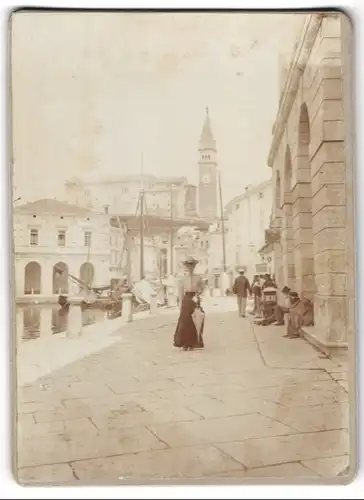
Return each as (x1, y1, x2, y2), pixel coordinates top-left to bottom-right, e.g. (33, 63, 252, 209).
(10, 9, 355, 485)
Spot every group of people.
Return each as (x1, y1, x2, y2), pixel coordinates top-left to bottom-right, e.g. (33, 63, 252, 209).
(171, 256, 315, 351)
(231, 269, 314, 339)
(231, 270, 276, 318)
(273, 286, 314, 338)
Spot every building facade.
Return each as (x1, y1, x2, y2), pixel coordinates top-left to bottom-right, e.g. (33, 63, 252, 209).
(184, 184, 198, 216)
(206, 221, 229, 288)
(174, 227, 209, 275)
(109, 224, 127, 286)
(267, 13, 354, 350)
(13, 199, 111, 298)
(65, 174, 193, 219)
(225, 180, 272, 280)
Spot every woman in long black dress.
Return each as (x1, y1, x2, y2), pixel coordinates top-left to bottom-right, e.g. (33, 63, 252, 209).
(174, 257, 205, 351)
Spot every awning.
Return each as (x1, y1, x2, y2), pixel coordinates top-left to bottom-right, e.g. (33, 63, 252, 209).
(110, 214, 210, 232)
(265, 228, 281, 244)
(258, 242, 274, 255)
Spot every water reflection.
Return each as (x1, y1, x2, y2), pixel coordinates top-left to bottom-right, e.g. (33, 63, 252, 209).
(17, 305, 110, 342)
(22, 307, 41, 340)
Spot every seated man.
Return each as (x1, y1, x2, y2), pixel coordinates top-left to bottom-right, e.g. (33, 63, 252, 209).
(284, 292, 314, 339)
(274, 286, 291, 325)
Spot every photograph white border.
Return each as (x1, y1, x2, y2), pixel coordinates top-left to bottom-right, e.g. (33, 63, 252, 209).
(1, 0, 362, 498)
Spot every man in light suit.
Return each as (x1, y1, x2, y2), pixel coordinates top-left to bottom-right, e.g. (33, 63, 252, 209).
(232, 269, 252, 318)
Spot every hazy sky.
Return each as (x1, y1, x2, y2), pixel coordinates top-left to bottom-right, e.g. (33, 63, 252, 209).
(11, 11, 305, 204)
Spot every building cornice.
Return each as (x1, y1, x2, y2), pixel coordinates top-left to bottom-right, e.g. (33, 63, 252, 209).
(267, 13, 324, 167)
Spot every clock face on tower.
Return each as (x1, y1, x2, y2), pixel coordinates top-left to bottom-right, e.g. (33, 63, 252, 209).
(202, 174, 210, 184)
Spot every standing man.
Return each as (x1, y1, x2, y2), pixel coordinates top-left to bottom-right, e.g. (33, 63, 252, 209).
(251, 275, 262, 316)
(232, 269, 252, 318)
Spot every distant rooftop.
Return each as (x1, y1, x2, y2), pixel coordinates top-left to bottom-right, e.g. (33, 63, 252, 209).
(66, 173, 189, 186)
(14, 198, 95, 215)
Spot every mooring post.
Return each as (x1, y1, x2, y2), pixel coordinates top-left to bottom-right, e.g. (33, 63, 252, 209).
(122, 293, 133, 323)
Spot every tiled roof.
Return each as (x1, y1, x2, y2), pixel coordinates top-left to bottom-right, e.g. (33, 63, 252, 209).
(76, 173, 188, 185)
(15, 198, 93, 215)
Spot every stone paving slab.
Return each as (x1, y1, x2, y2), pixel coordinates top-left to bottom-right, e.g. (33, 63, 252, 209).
(15, 305, 351, 484)
(18, 425, 166, 468)
(244, 379, 349, 407)
(217, 429, 349, 469)
(147, 413, 297, 448)
(301, 455, 350, 477)
(209, 462, 320, 479)
(70, 444, 244, 482)
(18, 463, 75, 485)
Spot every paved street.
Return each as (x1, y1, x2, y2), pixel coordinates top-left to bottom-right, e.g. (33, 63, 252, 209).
(16, 299, 349, 484)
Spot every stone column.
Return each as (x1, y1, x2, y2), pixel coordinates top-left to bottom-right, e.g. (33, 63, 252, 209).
(280, 199, 295, 289)
(15, 259, 25, 297)
(273, 242, 284, 289)
(68, 262, 81, 297)
(42, 260, 54, 296)
(122, 293, 133, 323)
(341, 14, 355, 343)
(309, 16, 347, 345)
(292, 162, 315, 300)
(149, 294, 158, 314)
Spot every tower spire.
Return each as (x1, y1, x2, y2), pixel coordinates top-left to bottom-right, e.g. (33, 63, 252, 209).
(199, 106, 216, 151)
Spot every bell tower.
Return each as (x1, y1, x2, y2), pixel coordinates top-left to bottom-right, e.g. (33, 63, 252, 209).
(198, 107, 218, 219)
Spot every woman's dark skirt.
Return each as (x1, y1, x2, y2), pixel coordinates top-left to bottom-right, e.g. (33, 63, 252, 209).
(174, 292, 204, 349)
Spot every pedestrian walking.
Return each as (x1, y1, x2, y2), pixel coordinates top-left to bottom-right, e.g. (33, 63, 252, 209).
(174, 257, 205, 350)
(232, 269, 252, 318)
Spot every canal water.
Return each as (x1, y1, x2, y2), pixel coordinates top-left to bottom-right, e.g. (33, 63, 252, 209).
(16, 304, 115, 343)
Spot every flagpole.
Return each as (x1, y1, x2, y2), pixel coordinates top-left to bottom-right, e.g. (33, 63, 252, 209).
(218, 170, 227, 272)
(169, 185, 174, 276)
(140, 152, 145, 280)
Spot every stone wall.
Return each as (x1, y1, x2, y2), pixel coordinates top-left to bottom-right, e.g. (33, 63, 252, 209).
(268, 13, 353, 349)
(341, 14, 355, 343)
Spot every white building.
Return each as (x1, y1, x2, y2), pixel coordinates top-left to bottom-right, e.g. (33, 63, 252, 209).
(127, 233, 168, 282)
(225, 180, 272, 280)
(206, 221, 228, 287)
(174, 227, 209, 275)
(13, 199, 111, 298)
(109, 224, 127, 286)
